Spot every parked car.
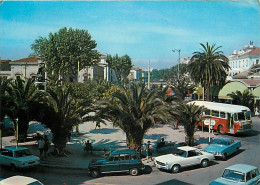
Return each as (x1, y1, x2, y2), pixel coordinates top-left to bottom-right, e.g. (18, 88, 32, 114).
(88, 149, 143, 178)
(204, 138, 241, 160)
(210, 164, 260, 185)
(0, 175, 43, 185)
(0, 146, 40, 171)
(154, 146, 214, 173)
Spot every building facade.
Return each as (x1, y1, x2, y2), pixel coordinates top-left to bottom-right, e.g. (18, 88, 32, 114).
(228, 42, 260, 76)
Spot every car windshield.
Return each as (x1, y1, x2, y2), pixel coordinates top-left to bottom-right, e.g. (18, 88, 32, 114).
(175, 149, 187, 157)
(245, 111, 251, 121)
(222, 169, 245, 182)
(14, 149, 32, 158)
(212, 139, 228, 145)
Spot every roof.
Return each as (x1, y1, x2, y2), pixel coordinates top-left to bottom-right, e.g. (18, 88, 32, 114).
(4, 146, 28, 151)
(177, 146, 197, 151)
(110, 150, 137, 155)
(12, 56, 39, 63)
(233, 79, 260, 87)
(213, 138, 232, 142)
(189, 101, 250, 113)
(226, 164, 258, 173)
(0, 59, 11, 63)
(0, 176, 42, 185)
(242, 47, 260, 56)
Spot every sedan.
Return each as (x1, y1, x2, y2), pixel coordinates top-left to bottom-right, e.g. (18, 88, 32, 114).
(210, 164, 260, 185)
(0, 146, 40, 171)
(154, 146, 214, 173)
(0, 175, 43, 185)
(204, 138, 241, 160)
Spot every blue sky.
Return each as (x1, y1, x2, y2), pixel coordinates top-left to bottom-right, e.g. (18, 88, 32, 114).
(0, 1, 259, 70)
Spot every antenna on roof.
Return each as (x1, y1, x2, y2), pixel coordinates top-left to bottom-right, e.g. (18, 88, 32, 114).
(250, 41, 253, 45)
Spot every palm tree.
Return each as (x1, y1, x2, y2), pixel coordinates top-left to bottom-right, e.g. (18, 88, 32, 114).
(7, 78, 38, 142)
(0, 77, 12, 122)
(188, 42, 230, 101)
(95, 83, 174, 154)
(173, 102, 205, 146)
(228, 90, 254, 110)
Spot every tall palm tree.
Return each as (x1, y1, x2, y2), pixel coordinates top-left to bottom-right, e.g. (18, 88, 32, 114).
(228, 90, 254, 110)
(188, 42, 230, 101)
(173, 102, 205, 146)
(95, 83, 174, 154)
(0, 77, 12, 122)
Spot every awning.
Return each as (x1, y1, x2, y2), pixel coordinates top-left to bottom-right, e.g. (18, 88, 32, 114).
(252, 86, 260, 100)
(218, 81, 248, 99)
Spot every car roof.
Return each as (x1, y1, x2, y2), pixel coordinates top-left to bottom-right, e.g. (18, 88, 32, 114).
(214, 138, 232, 141)
(4, 146, 28, 151)
(0, 175, 42, 185)
(225, 164, 258, 173)
(177, 146, 198, 151)
(110, 150, 137, 155)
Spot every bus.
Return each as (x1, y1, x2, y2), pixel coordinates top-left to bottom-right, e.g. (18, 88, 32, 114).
(189, 101, 253, 134)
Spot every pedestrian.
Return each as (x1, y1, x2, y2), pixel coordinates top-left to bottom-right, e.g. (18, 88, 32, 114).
(43, 135, 50, 158)
(37, 136, 45, 160)
(146, 141, 153, 162)
(84, 140, 93, 154)
(95, 121, 101, 129)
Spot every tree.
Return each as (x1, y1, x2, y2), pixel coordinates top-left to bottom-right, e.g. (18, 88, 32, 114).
(173, 102, 205, 146)
(228, 90, 254, 110)
(95, 83, 173, 154)
(106, 54, 133, 86)
(188, 43, 230, 101)
(7, 78, 38, 142)
(170, 75, 195, 100)
(31, 27, 99, 81)
(0, 77, 12, 122)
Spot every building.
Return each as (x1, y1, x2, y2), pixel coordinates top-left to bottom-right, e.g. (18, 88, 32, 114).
(228, 41, 260, 76)
(128, 67, 146, 82)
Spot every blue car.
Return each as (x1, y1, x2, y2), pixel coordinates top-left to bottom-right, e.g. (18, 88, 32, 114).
(210, 164, 260, 185)
(204, 138, 241, 160)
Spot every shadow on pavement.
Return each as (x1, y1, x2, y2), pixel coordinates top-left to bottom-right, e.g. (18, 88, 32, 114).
(89, 128, 120, 134)
(156, 179, 193, 185)
(144, 134, 168, 141)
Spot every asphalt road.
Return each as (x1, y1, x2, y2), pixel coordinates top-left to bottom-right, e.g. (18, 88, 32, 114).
(0, 117, 259, 185)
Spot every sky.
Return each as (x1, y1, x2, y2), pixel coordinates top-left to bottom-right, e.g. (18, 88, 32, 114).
(0, 1, 259, 70)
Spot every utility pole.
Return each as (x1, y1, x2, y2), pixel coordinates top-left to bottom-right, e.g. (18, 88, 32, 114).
(148, 60, 151, 89)
(172, 49, 181, 79)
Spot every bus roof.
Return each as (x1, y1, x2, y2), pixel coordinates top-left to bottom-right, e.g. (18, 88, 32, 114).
(188, 101, 250, 114)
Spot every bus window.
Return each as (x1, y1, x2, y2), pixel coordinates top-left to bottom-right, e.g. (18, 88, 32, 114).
(245, 111, 251, 120)
(212, 110, 219, 117)
(205, 109, 211, 116)
(233, 113, 238, 122)
(237, 112, 245, 121)
(220, 112, 226, 118)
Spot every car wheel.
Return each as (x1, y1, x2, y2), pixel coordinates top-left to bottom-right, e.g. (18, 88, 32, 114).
(91, 169, 100, 178)
(10, 163, 16, 172)
(218, 125, 225, 134)
(201, 159, 209, 168)
(223, 153, 228, 161)
(171, 164, 181, 173)
(129, 168, 139, 176)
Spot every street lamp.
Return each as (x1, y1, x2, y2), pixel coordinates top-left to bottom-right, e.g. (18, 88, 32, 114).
(172, 49, 181, 79)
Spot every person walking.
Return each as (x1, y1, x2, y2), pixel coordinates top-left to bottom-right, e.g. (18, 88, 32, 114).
(43, 135, 50, 158)
(146, 141, 153, 162)
(37, 136, 45, 160)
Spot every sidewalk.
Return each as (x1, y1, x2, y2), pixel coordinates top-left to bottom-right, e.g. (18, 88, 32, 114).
(1, 121, 217, 170)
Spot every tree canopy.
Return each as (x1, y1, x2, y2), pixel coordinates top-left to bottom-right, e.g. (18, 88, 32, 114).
(31, 27, 99, 80)
(106, 54, 133, 86)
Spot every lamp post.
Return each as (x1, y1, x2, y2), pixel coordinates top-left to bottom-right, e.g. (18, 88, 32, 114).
(172, 49, 181, 79)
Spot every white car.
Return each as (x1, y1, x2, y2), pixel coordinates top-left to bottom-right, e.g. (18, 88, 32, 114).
(154, 146, 215, 173)
(0, 175, 43, 185)
(0, 146, 40, 171)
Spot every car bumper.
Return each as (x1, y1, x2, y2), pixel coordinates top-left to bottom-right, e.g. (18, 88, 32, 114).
(154, 161, 170, 170)
(17, 161, 40, 168)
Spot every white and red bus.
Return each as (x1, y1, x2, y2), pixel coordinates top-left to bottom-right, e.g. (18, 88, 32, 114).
(189, 101, 253, 134)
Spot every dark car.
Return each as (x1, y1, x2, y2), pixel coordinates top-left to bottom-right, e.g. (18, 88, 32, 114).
(88, 149, 143, 178)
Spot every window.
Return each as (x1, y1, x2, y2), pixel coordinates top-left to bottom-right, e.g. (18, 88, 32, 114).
(246, 172, 251, 181)
(2, 150, 13, 157)
(205, 109, 211, 116)
(212, 110, 219, 117)
(220, 112, 226, 118)
(251, 170, 257, 178)
(131, 154, 137, 160)
(187, 150, 197, 157)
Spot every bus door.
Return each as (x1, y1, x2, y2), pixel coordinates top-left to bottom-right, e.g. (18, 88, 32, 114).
(228, 113, 234, 134)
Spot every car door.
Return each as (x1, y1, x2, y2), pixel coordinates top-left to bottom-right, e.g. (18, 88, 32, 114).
(119, 154, 130, 171)
(104, 155, 120, 172)
(184, 150, 201, 167)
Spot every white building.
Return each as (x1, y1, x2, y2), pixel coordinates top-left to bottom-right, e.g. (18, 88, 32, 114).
(228, 41, 260, 76)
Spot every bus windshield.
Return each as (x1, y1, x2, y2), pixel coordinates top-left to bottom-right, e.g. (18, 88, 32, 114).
(234, 112, 251, 121)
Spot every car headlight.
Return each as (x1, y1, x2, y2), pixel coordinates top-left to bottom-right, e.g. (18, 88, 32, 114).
(216, 152, 223, 156)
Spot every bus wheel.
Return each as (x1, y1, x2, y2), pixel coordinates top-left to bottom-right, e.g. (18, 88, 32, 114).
(218, 125, 225, 134)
